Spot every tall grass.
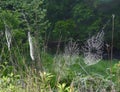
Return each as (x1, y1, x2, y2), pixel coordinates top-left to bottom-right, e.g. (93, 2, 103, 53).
(0, 20, 119, 92)
(1, 39, 119, 92)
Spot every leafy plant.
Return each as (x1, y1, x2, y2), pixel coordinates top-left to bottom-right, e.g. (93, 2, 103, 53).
(57, 83, 70, 92)
(112, 61, 120, 91)
(72, 73, 115, 92)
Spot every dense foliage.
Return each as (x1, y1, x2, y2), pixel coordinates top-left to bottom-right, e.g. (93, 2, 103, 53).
(46, 0, 120, 50)
(0, 0, 120, 91)
(1, 0, 120, 50)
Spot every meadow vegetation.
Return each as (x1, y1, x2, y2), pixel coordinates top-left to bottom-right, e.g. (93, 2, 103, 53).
(0, 0, 120, 92)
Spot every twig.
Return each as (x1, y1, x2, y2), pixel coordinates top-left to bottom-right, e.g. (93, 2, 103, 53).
(110, 14, 115, 72)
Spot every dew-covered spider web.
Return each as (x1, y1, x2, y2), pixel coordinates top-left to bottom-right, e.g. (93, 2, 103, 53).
(82, 30, 104, 65)
(64, 39, 79, 65)
(28, 32, 35, 61)
(5, 24, 12, 51)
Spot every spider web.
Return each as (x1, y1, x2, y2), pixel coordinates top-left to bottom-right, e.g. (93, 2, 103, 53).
(82, 30, 104, 65)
